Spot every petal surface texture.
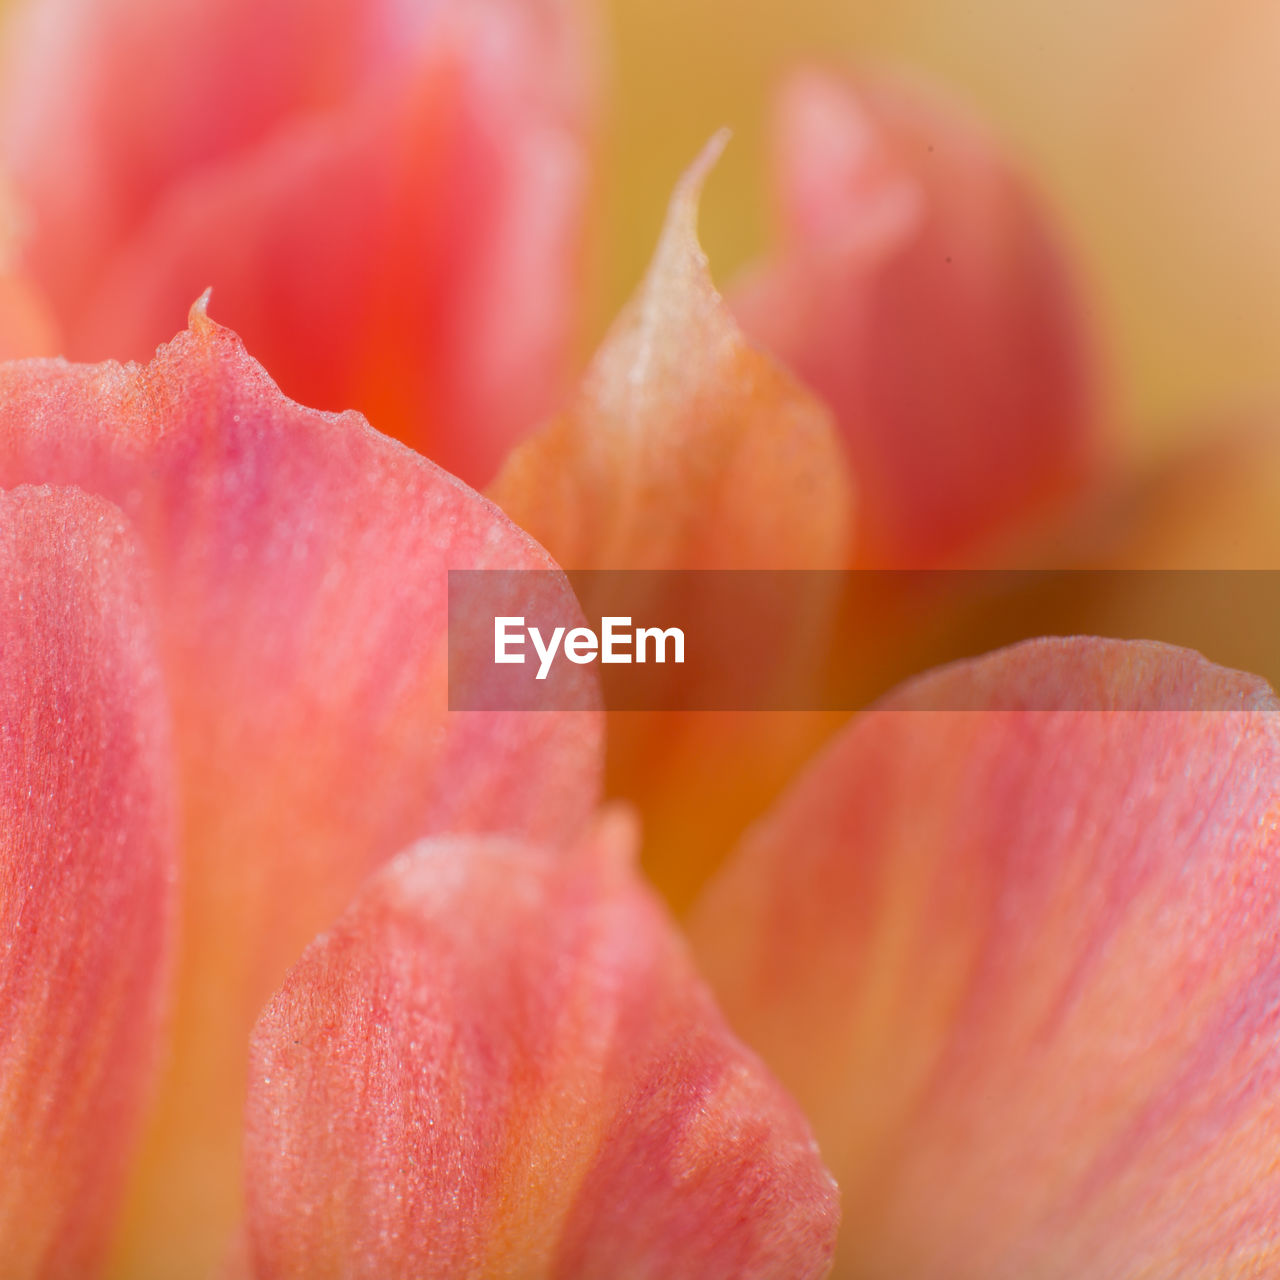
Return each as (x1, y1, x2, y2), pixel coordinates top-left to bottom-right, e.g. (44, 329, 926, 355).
(734, 69, 1096, 567)
(1, 0, 595, 482)
(0, 486, 175, 1278)
(692, 636, 1280, 1278)
(0, 311, 602, 1276)
(244, 813, 838, 1279)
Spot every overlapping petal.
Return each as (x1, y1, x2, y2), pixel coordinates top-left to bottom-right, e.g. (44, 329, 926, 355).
(491, 139, 852, 906)
(491, 132, 851, 571)
(0, 308, 603, 1276)
(244, 811, 838, 1279)
(734, 69, 1097, 567)
(1, 0, 594, 480)
(692, 637, 1280, 1277)
(0, 485, 175, 1278)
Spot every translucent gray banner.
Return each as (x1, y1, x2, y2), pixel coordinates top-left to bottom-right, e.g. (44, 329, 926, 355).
(447, 570, 1280, 711)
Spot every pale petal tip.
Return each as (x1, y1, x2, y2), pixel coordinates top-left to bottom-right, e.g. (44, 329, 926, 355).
(666, 129, 732, 246)
(680, 128, 733, 196)
(188, 288, 215, 332)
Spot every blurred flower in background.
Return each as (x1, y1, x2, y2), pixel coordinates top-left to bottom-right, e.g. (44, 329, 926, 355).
(0, 174, 55, 356)
(1, 0, 597, 484)
(601, 0, 1280, 461)
(4, 0, 1280, 1277)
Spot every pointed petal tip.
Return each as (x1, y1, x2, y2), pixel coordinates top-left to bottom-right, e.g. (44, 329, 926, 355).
(656, 129, 734, 276)
(491, 121, 853, 572)
(188, 287, 215, 332)
(676, 128, 733, 203)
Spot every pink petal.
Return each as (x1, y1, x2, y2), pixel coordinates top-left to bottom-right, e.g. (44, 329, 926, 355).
(244, 811, 838, 1279)
(691, 637, 1280, 1277)
(2, 0, 595, 483)
(734, 69, 1097, 567)
(3, 0, 416, 310)
(0, 308, 603, 1274)
(0, 485, 175, 1277)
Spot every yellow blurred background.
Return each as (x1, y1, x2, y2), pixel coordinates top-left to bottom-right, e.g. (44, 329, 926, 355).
(596, 0, 1280, 458)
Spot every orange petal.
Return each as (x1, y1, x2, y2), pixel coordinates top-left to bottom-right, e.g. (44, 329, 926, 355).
(734, 69, 1098, 567)
(0, 179, 57, 358)
(1072, 424, 1280, 570)
(491, 133, 852, 571)
(244, 812, 838, 1279)
(0, 308, 603, 1277)
(490, 139, 852, 909)
(0, 485, 176, 1278)
(0, 272, 56, 358)
(2, 0, 595, 483)
(692, 637, 1280, 1276)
